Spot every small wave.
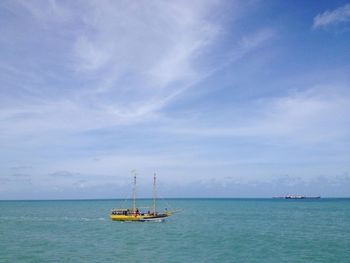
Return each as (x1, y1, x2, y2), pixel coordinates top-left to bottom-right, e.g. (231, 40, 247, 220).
(1, 216, 107, 222)
(81, 217, 107, 221)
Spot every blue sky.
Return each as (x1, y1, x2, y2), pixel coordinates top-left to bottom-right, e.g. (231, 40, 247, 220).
(1, 0, 350, 199)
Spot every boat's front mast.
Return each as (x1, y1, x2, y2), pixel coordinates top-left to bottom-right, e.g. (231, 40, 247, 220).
(133, 173, 136, 213)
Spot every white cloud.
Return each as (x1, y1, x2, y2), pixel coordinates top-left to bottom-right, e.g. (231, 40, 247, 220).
(17, 0, 73, 24)
(159, 87, 350, 143)
(0, 1, 274, 140)
(2, 1, 227, 129)
(72, 1, 221, 78)
(313, 4, 350, 29)
(239, 28, 275, 50)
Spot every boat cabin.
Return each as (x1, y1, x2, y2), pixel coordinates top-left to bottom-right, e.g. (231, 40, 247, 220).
(111, 209, 129, 215)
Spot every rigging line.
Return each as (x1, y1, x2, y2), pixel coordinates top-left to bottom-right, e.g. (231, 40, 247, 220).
(154, 179, 175, 212)
(114, 180, 134, 209)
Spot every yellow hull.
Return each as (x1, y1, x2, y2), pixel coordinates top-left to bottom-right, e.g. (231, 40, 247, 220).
(110, 212, 171, 221)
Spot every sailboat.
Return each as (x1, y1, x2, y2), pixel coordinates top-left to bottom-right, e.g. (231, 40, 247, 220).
(110, 173, 172, 222)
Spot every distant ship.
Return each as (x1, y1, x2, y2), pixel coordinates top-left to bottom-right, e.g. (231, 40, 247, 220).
(273, 195, 321, 199)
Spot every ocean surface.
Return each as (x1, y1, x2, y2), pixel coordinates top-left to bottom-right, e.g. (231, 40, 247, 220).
(1, 198, 350, 262)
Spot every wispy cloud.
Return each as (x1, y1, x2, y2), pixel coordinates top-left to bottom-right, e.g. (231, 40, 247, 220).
(11, 173, 31, 178)
(0, 1, 272, 139)
(17, 0, 72, 23)
(10, 165, 32, 171)
(48, 171, 80, 177)
(158, 86, 350, 144)
(161, 173, 350, 197)
(71, 0, 224, 107)
(3, 1, 228, 129)
(313, 4, 350, 29)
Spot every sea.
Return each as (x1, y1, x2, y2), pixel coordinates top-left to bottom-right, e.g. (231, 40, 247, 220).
(1, 198, 350, 262)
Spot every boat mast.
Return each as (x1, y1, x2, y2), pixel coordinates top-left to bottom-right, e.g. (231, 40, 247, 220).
(133, 172, 137, 213)
(153, 173, 156, 214)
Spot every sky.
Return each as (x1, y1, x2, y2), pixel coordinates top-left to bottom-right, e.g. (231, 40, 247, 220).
(1, 0, 350, 199)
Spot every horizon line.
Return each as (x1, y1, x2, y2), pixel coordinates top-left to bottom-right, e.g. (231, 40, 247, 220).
(1, 197, 350, 201)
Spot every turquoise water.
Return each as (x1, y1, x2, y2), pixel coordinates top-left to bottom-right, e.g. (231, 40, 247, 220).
(1, 199, 350, 262)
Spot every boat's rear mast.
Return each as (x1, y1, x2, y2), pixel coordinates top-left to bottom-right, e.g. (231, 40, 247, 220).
(153, 173, 157, 214)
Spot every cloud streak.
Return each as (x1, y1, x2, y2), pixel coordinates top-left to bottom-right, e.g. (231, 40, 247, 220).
(158, 87, 350, 145)
(0, 1, 273, 139)
(48, 171, 80, 177)
(313, 4, 350, 29)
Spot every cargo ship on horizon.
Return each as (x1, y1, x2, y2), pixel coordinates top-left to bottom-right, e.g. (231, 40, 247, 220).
(273, 195, 321, 199)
